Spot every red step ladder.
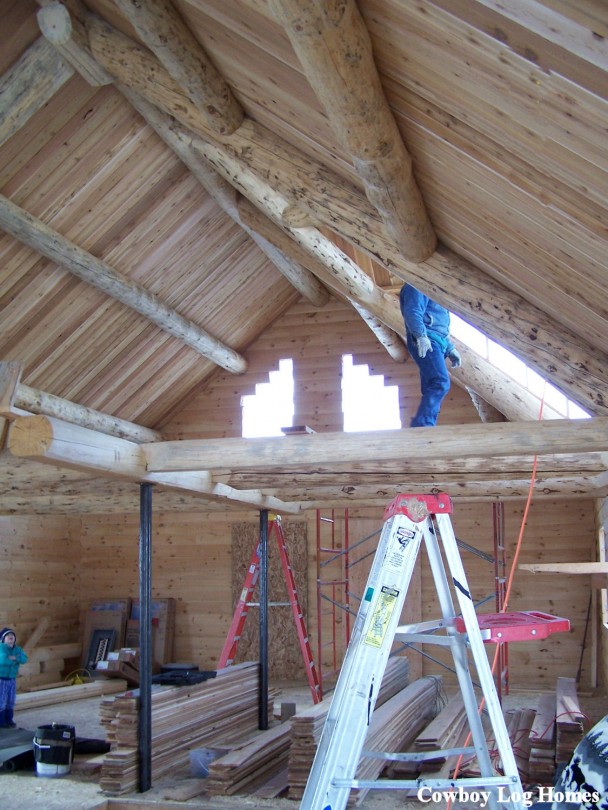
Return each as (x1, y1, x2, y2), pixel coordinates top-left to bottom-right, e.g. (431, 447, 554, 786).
(219, 515, 321, 704)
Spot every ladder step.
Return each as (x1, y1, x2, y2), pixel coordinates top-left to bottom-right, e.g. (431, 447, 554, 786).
(333, 775, 521, 791)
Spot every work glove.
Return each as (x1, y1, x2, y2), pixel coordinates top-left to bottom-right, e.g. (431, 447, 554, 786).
(415, 335, 432, 358)
(447, 348, 462, 368)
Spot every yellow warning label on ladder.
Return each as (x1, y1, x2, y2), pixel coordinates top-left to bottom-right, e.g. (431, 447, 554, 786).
(364, 586, 399, 648)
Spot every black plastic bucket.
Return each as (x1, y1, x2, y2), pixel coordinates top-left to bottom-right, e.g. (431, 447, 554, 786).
(33, 723, 75, 777)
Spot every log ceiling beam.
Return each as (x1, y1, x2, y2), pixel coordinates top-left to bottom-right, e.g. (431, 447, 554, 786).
(36, 1, 112, 86)
(0, 36, 74, 149)
(81, 14, 608, 416)
(0, 360, 163, 443)
(90, 16, 398, 349)
(6, 414, 607, 510)
(142, 418, 608, 474)
(0, 194, 248, 375)
(7, 415, 302, 514)
(112, 0, 243, 135)
(267, 0, 436, 261)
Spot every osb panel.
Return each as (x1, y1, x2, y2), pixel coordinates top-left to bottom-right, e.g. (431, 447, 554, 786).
(230, 520, 308, 680)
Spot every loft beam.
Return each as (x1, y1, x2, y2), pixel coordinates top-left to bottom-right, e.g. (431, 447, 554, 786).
(142, 418, 608, 473)
(7, 415, 301, 513)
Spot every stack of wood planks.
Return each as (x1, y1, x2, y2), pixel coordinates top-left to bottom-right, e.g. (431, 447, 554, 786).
(16, 677, 127, 710)
(528, 677, 585, 781)
(555, 677, 585, 763)
(206, 722, 291, 797)
(347, 676, 441, 805)
(503, 707, 536, 781)
(528, 692, 555, 781)
(287, 656, 412, 798)
(412, 694, 468, 777)
(98, 662, 272, 794)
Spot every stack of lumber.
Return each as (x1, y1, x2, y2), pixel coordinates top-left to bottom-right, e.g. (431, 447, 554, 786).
(95, 648, 140, 686)
(411, 694, 467, 776)
(16, 677, 127, 710)
(528, 693, 556, 782)
(555, 677, 585, 763)
(287, 656, 412, 798)
(99, 662, 272, 794)
(503, 707, 536, 780)
(348, 677, 441, 805)
(206, 722, 291, 797)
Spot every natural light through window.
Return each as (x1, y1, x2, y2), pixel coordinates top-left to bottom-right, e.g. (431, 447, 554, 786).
(341, 354, 401, 432)
(450, 315, 589, 419)
(241, 358, 295, 437)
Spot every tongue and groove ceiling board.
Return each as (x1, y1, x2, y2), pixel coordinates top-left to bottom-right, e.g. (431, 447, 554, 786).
(0, 0, 606, 513)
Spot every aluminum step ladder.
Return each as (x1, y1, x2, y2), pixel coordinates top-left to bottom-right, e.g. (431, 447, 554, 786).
(300, 492, 569, 810)
(219, 514, 321, 704)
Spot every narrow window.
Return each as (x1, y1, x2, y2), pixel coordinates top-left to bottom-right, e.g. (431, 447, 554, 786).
(450, 315, 589, 419)
(241, 358, 294, 437)
(341, 354, 401, 432)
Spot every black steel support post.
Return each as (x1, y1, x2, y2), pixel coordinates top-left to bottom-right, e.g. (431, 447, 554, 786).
(138, 482, 153, 792)
(258, 509, 269, 730)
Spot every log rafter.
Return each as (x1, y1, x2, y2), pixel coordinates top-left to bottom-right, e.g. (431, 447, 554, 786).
(267, 0, 436, 261)
(0, 194, 248, 375)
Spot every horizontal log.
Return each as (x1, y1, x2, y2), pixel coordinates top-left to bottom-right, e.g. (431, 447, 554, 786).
(143, 417, 608, 473)
(0, 360, 163, 443)
(7, 415, 301, 513)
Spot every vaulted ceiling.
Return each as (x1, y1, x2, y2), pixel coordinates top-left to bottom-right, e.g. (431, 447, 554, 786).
(0, 0, 607, 513)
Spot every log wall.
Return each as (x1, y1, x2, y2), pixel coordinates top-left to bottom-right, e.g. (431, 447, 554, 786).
(162, 297, 479, 437)
(0, 514, 81, 646)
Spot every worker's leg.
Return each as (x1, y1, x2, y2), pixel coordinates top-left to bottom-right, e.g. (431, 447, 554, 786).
(407, 334, 451, 426)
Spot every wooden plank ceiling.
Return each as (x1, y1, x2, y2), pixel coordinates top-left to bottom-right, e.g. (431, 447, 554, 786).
(0, 0, 606, 513)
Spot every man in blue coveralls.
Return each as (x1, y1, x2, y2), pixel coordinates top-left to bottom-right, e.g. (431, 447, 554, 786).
(399, 283, 462, 427)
